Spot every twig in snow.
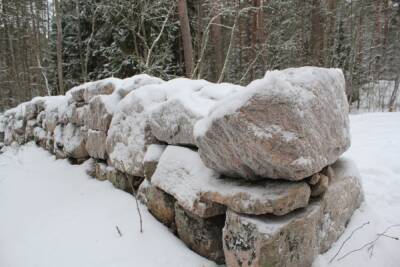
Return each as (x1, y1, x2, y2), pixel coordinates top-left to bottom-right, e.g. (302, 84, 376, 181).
(329, 221, 370, 263)
(116, 225, 122, 237)
(337, 223, 400, 261)
(129, 180, 143, 233)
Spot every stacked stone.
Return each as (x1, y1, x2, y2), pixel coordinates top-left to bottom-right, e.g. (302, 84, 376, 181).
(77, 75, 164, 191)
(0, 67, 364, 267)
(137, 67, 364, 266)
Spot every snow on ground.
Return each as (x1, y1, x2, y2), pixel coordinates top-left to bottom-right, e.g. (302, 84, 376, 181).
(314, 112, 400, 267)
(0, 112, 399, 267)
(0, 144, 218, 267)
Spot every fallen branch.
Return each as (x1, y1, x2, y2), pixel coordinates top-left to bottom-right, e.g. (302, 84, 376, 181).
(329, 221, 370, 263)
(337, 223, 400, 262)
(115, 225, 122, 237)
(129, 180, 143, 233)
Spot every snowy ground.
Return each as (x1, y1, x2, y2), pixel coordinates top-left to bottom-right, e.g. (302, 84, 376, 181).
(0, 112, 399, 267)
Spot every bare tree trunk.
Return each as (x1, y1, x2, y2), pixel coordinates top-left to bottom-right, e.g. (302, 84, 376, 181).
(310, 0, 324, 66)
(325, 0, 337, 66)
(75, 0, 85, 82)
(210, 3, 223, 80)
(389, 75, 399, 112)
(373, 0, 382, 78)
(177, 0, 193, 78)
(55, 0, 64, 94)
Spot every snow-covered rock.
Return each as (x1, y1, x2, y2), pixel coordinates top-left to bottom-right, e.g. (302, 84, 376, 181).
(86, 94, 120, 131)
(85, 129, 107, 159)
(195, 67, 351, 180)
(222, 158, 363, 267)
(66, 103, 88, 126)
(62, 123, 88, 159)
(116, 74, 164, 98)
(151, 146, 227, 218)
(200, 177, 311, 216)
(107, 78, 242, 176)
(143, 144, 166, 180)
(153, 145, 311, 217)
(149, 83, 243, 146)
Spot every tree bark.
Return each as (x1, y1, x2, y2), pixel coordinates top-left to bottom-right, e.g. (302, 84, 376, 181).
(55, 0, 64, 94)
(210, 2, 223, 80)
(389, 75, 399, 112)
(177, 0, 193, 78)
(310, 0, 324, 66)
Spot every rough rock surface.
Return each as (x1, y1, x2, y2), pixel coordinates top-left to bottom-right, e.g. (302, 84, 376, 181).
(151, 146, 226, 218)
(149, 99, 202, 145)
(175, 203, 226, 264)
(148, 83, 243, 146)
(85, 129, 107, 159)
(115, 74, 164, 98)
(195, 67, 351, 180)
(200, 178, 311, 216)
(153, 145, 310, 217)
(145, 183, 176, 230)
(222, 158, 363, 267)
(106, 84, 162, 177)
(67, 104, 87, 126)
(62, 123, 88, 159)
(86, 94, 119, 131)
(82, 78, 121, 103)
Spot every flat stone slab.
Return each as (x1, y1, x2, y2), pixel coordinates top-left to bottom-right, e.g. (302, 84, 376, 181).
(222, 158, 364, 267)
(152, 146, 311, 217)
(200, 178, 311, 216)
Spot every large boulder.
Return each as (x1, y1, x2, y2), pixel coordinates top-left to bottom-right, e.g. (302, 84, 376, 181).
(222, 158, 364, 267)
(195, 67, 350, 180)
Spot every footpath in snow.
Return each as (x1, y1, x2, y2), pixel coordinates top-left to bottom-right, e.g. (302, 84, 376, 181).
(0, 112, 399, 267)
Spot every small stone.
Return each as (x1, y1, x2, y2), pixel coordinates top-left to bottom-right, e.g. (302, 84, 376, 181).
(310, 174, 329, 197)
(94, 162, 108, 181)
(106, 166, 143, 193)
(175, 203, 225, 264)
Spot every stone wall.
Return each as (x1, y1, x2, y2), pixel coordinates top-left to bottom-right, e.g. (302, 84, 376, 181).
(0, 67, 363, 267)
